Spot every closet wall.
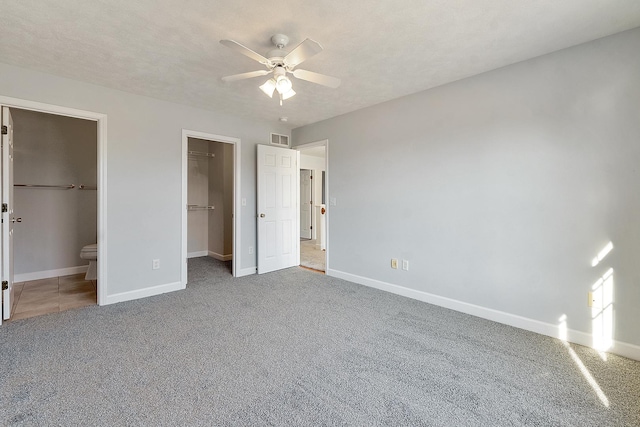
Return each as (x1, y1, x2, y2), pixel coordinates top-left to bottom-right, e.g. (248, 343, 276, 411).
(187, 138, 210, 255)
(187, 138, 233, 260)
(12, 109, 97, 279)
(208, 142, 233, 259)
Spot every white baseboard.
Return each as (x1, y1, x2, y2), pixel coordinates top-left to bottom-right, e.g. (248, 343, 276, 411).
(16, 265, 89, 283)
(237, 266, 257, 277)
(104, 281, 184, 305)
(188, 251, 208, 259)
(208, 251, 232, 261)
(327, 268, 640, 361)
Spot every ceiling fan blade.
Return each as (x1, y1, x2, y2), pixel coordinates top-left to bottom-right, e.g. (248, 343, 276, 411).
(220, 39, 270, 64)
(221, 70, 270, 82)
(292, 69, 341, 88)
(284, 38, 323, 68)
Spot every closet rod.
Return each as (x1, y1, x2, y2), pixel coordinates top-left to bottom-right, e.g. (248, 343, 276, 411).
(187, 205, 215, 211)
(188, 150, 215, 158)
(15, 184, 75, 189)
(78, 185, 97, 190)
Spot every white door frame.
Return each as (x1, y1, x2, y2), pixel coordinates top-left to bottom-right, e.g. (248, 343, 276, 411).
(0, 95, 108, 305)
(295, 139, 329, 271)
(181, 129, 241, 283)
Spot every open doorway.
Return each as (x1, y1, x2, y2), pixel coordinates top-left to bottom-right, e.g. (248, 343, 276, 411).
(297, 141, 327, 273)
(0, 97, 106, 325)
(181, 130, 240, 285)
(186, 137, 233, 276)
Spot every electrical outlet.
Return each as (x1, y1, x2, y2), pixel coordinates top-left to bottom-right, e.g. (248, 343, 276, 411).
(248, 246, 254, 254)
(402, 260, 409, 271)
(152, 259, 160, 270)
(391, 259, 398, 269)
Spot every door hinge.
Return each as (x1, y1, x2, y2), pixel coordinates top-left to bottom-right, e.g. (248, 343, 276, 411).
(1, 203, 6, 213)
(310, 175, 312, 179)
(310, 226, 313, 229)
(1, 125, 7, 135)
(1, 281, 7, 290)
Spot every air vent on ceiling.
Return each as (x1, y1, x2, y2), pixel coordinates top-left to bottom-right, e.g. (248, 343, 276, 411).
(270, 133, 290, 148)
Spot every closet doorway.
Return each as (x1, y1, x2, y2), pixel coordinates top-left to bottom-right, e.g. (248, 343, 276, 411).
(3, 107, 98, 321)
(182, 130, 240, 283)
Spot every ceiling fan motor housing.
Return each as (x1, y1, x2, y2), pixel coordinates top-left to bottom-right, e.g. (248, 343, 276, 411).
(271, 34, 289, 48)
(267, 34, 290, 65)
(266, 49, 288, 64)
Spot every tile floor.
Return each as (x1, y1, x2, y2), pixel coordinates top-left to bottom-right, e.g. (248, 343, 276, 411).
(300, 239, 326, 272)
(11, 273, 97, 321)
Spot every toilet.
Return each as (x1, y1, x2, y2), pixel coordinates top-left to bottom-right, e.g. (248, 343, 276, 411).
(80, 244, 98, 280)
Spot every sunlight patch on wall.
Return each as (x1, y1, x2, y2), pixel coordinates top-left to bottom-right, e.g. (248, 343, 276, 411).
(591, 268, 614, 353)
(591, 241, 613, 267)
(558, 314, 568, 341)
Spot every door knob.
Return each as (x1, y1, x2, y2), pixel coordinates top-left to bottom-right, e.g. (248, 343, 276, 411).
(11, 217, 22, 223)
(259, 213, 265, 218)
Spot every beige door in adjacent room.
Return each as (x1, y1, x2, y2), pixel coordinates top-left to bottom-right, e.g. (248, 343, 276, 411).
(300, 169, 312, 240)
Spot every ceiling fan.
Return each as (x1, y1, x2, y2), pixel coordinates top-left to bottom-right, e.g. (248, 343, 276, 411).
(220, 34, 341, 105)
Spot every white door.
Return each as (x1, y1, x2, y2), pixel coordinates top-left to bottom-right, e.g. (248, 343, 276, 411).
(257, 144, 299, 274)
(300, 169, 312, 240)
(1, 107, 15, 322)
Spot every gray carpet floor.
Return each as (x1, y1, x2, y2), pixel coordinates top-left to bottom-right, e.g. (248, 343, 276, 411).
(1, 257, 639, 426)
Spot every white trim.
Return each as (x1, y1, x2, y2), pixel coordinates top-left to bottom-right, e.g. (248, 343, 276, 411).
(208, 251, 232, 261)
(104, 281, 183, 305)
(296, 151, 301, 266)
(237, 266, 257, 277)
(187, 251, 208, 259)
(611, 340, 640, 361)
(327, 268, 640, 361)
(15, 265, 89, 283)
(295, 139, 329, 271)
(182, 129, 241, 285)
(0, 95, 107, 306)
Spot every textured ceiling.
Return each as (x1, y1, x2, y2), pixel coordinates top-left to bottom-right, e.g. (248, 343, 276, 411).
(1, 1, 640, 129)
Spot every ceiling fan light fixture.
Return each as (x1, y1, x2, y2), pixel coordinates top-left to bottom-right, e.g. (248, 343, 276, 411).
(282, 88, 296, 100)
(275, 75, 292, 94)
(221, 34, 340, 106)
(259, 79, 276, 97)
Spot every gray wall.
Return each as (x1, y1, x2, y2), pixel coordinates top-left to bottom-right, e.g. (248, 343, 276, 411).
(0, 61, 288, 296)
(293, 28, 640, 348)
(208, 141, 233, 257)
(12, 109, 97, 275)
